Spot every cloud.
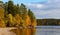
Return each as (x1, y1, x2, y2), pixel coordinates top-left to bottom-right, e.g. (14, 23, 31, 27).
(35, 9, 60, 19)
(27, 0, 60, 19)
(28, 3, 44, 9)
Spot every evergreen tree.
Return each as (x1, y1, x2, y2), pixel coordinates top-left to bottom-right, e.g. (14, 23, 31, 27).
(20, 3, 27, 20)
(4, 2, 8, 18)
(16, 4, 20, 14)
(8, 0, 13, 13)
(7, 0, 16, 16)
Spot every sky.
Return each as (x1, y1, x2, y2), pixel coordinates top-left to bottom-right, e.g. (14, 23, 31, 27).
(1, 0, 60, 19)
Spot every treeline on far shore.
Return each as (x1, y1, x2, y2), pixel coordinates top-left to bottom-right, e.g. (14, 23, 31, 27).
(37, 19, 60, 26)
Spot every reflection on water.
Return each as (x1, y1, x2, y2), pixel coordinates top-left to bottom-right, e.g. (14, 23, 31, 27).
(10, 26, 60, 35)
(10, 28, 36, 35)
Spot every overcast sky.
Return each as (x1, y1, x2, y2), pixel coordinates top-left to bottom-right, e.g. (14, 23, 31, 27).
(1, 0, 60, 19)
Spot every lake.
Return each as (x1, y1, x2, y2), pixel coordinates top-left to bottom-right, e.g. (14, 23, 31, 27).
(36, 26, 60, 35)
(10, 26, 60, 35)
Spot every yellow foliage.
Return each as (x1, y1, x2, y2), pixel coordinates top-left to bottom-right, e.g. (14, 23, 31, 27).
(26, 15, 31, 26)
(15, 14, 20, 24)
(0, 8, 5, 18)
(8, 14, 13, 23)
(0, 18, 6, 27)
(12, 17, 16, 24)
(0, 8, 6, 27)
(23, 15, 31, 27)
(23, 14, 37, 27)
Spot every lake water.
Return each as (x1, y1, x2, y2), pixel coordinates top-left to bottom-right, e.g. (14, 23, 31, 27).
(11, 26, 60, 35)
(36, 26, 60, 35)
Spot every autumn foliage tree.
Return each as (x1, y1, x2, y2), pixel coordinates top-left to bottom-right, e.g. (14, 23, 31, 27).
(0, 0, 37, 27)
(28, 9, 37, 26)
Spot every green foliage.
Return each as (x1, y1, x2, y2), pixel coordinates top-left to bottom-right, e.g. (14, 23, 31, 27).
(20, 3, 27, 20)
(16, 4, 20, 14)
(8, 1, 14, 14)
(37, 19, 60, 26)
(0, 0, 37, 27)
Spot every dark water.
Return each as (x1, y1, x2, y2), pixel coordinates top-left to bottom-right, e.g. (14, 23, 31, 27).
(11, 26, 60, 35)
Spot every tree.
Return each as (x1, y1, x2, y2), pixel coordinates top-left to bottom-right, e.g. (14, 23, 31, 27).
(20, 3, 28, 26)
(16, 4, 20, 14)
(4, 2, 8, 17)
(28, 9, 35, 22)
(20, 3, 27, 20)
(0, 1, 37, 27)
(7, 0, 16, 16)
(8, 14, 13, 26)
(26, 15, 31, 26)
(28, 9, 37, 26)
(15, 14, 21, 26)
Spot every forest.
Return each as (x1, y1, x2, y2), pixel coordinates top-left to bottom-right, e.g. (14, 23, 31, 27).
(37, 19, 60, 26)
(0, 0, 37, 27)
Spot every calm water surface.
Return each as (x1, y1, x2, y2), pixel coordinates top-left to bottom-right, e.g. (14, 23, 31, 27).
(36, 26, 60, 35)
(11, 26, 60, 35)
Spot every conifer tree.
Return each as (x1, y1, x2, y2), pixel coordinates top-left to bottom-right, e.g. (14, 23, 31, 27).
(7, 0, 16, 16)
(20, 3, 27, 20)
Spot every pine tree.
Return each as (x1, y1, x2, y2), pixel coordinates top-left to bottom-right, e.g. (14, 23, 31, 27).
(7, 0, 16, 16)
(20, 3, 27, 20)
(16, 4, 20, 14)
